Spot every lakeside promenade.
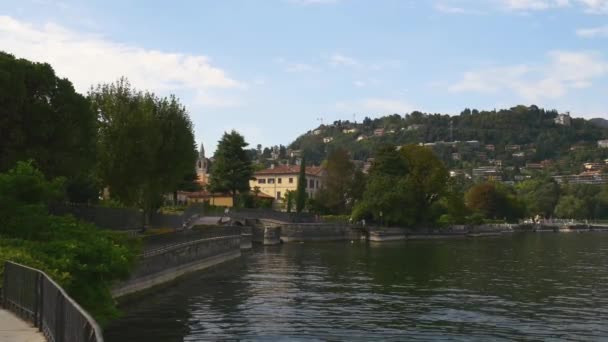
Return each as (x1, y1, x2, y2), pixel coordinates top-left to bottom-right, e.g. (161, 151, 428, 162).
(0, 309, 44, 342)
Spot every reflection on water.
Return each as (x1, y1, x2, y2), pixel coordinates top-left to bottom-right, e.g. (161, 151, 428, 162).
(106, 233, 608, 341)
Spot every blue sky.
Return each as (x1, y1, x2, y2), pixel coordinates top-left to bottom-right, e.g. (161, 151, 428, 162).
(1, 0, 607, 153)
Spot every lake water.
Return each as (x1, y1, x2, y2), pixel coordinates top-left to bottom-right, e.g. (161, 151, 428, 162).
(106, 233, 608, 341)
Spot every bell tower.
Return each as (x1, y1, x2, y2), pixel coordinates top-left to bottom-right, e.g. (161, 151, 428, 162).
(196, 142, 209, 185)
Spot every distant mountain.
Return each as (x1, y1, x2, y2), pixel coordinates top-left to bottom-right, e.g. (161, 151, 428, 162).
(590, 118, 608, 128)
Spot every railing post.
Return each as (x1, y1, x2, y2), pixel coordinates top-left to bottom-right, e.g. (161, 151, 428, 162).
(33, 272, 40, 329)
(55, 291, 65, 342)
(2, 261, 7, 308)
(37, 273, 44, 331)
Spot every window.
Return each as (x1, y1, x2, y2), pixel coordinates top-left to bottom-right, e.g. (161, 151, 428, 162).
(278, 178, 282, 184)
(289, 178, 293, 183)
(268, 178, 275, 184)
(309, 179, 314, 188)
(315, 180, 319, 189)
(276, 191, 281, 200)
(258, 178, 266, 184)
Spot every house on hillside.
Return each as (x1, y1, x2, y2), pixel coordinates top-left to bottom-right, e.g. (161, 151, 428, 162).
(323, 137, 334, 143)
(374, 128, 385, 137)
(554, 113, 572, 126)
(343, 128, 358, 134)
(598, 140, 608, 148)
(250, 164, 326, 206)
(472, 166, 502, 182)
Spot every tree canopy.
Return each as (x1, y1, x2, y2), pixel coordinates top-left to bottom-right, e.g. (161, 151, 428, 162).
(353, 144, 448, 227)
(0, 52, 97, 188)
(89, 78, 197, 220)
(208, 130, 254, 206)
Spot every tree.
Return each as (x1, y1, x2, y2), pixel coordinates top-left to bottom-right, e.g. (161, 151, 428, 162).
(466, 182, 524, 222)
(296, 157, 307, 213)
(554, 195, 588, 219)
(517, 178, 560, 218)
(0, 52, 97, 201)
(208, 131, 254, 207)
(353, 144, 448, 227)
(284, 190, 295, 213)
(89, 78, 197, 225)
(322, 148, 355, 214)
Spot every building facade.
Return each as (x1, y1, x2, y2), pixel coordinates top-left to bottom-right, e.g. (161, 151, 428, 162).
(250, 164, 326, 203)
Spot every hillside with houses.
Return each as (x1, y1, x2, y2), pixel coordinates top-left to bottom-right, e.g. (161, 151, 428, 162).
(281, 105, 608, 186)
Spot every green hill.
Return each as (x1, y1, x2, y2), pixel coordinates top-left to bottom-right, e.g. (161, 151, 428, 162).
(288, 105, 608, 173)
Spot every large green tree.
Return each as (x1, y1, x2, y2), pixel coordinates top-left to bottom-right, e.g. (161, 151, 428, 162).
(554, 195, 588, 219)
(353, 144, 448, 226)
(208, 130, 254, 207)
(465, 182, 524, 222)
(0, 52, 97, 200)
(89, 78, 197, 224)
(321, 148, 355, 214)
(517, 177, 560, 218)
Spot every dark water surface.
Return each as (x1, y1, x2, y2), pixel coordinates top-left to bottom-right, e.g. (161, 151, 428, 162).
(106, 233, 608, 341)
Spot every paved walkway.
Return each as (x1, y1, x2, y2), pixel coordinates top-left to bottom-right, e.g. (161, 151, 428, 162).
(0, 309, 45, 342)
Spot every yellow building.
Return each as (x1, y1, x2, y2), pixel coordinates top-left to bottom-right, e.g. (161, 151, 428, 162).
(250, 164, 326, 204)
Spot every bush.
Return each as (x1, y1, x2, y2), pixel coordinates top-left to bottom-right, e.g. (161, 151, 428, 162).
(321, 215, 351, 224)
(0, 161, 140, 325)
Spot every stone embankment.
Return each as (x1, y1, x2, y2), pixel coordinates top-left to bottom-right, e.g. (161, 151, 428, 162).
(112, 225, 251, 298)
(250, 220, 516, 244)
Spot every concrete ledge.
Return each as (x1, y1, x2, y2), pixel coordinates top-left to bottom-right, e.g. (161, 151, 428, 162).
(112, 250, 241, 298)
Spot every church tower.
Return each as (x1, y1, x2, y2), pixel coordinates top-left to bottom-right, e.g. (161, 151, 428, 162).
(196, 143, 209, 185)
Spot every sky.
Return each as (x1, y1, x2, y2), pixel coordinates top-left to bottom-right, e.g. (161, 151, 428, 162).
(1, 0, 608, 153)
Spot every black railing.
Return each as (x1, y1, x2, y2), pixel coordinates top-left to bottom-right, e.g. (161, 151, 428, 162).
(2, 261, 103, 342)
(230, 208, 317, 223)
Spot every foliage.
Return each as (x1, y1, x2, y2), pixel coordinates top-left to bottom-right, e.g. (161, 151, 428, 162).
(516, 177, 560, 218)
(554, 195, 588, 219)
(0, 162, 139, 324)
(288, 105, 608, 172)
(208, 130, 254, 207)
(0, 52, 97, 186)
(296, 157, 307, 213)
(321, 215, 351, 224)
(284, 190, 295, 213)
(89, 78, 197, 223)
(353, 144, 449, 227)
(317, 148, 356, 214)
(465, 182, 525, 222)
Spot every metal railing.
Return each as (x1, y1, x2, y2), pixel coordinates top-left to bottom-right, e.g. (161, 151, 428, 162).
(2, 261, 103, 342)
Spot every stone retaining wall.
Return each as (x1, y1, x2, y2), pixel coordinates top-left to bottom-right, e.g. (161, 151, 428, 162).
(112, 228, 242, 298)
(280, 223, 362, 243)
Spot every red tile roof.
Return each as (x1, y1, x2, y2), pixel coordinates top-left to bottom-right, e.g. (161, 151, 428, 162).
(254, 165, 324, 176)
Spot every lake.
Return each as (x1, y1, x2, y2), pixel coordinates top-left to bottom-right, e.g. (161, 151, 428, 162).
(106, 233, 608, 341)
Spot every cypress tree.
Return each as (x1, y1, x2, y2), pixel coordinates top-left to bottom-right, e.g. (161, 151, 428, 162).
(296, 157, 307, 213)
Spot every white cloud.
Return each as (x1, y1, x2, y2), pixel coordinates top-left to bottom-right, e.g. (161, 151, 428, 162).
(449, 51, 608, 101)
(0, 16, 243, 105)
(329, 53, 360, 67)
(354, 80, 366, 87)
(502, 0, 570, 10)
(501, 0, 608, 12)
(577, 25, 608, 37)
(275, 57, 319, 73)
(287, 0, 339, 5)
(578, 0, 608, 13)
(434, 3, 487, 14)
(336, 98, 412, 114)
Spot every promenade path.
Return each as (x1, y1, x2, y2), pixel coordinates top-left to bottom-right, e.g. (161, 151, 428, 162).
(0, 309, 45, 342)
